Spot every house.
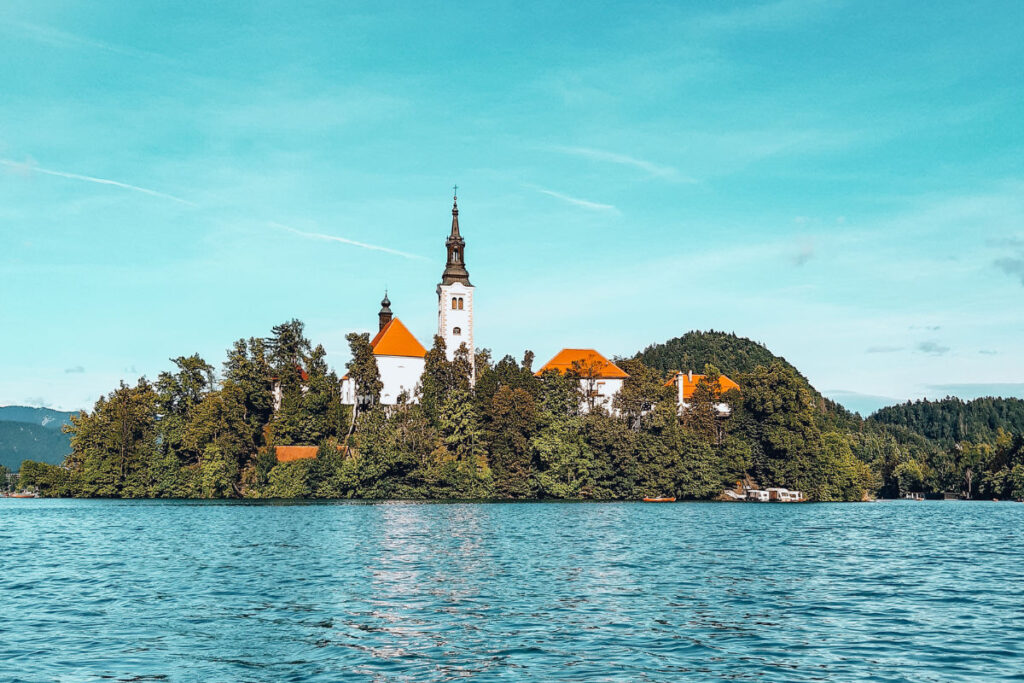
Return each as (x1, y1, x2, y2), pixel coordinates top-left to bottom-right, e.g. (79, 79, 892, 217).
(535, 348, 629, 413)
(665, 370, 740, 416)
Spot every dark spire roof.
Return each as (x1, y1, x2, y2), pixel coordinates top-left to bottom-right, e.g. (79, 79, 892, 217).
(440, 192, 471, 286)
(378, 290, 393, 331)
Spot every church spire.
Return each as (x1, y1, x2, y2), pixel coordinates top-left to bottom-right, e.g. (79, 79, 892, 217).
(440, 189, 471, 286)
(378, 290, 393, 331)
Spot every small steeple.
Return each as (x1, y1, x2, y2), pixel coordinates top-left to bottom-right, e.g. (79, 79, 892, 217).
(378, 291, 393, 331)
(440, 189, 471, 286)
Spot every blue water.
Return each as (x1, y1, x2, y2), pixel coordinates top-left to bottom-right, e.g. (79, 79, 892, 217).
(1, 500, 1022, 682)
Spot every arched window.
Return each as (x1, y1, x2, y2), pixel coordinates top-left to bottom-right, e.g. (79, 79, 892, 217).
(451, 297, 458, 309)
(457, 297, 464, 310)
(453, 326, 461, 335)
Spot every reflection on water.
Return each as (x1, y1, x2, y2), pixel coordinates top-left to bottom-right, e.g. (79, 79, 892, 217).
(1, 499, 1023, 681)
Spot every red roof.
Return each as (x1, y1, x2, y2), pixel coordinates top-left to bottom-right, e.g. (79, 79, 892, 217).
(535, 348, 629, 379)
(665, 372, 741, 400)
(370, 318, 427, 358)
(275, 445, 319, 463)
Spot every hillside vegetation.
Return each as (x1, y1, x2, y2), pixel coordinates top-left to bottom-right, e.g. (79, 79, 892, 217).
(15, 326, 1024, 502)
(869, 397, 1024, 445)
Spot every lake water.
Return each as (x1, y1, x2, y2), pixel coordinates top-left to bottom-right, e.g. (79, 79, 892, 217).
(1, 500, 1022, 682)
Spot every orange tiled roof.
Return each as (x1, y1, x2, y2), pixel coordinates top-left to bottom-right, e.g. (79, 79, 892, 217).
(665, 372, 741, 400)
(535, 348, 629, 379)
(275, 445, 319, 463)
(370, 318, 427, 358)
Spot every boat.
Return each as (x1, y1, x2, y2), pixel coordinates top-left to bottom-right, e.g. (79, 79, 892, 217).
(8, 491, 38, 499)
(642, 497, 676, 503)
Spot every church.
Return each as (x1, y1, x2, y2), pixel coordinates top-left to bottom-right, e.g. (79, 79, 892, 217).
(337, 193, 737, 416)
(339, 192, 475, 406)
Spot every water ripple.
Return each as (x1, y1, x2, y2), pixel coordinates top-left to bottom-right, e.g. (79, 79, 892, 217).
(1, 500, 1022, 681)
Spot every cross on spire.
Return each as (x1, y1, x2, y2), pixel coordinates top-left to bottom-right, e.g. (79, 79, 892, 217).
(453, 184, 458, 199)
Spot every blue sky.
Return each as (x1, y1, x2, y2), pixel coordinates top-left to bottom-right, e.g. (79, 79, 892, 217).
(1, 0, 1023, 415)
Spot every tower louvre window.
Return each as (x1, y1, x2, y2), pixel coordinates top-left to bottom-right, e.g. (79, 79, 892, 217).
(451, 297, 458, 309)
(457, 297, 464, 310)
(453, 326, 461, 335)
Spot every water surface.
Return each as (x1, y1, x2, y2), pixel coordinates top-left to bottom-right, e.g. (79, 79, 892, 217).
(1, 500, 1022, 681)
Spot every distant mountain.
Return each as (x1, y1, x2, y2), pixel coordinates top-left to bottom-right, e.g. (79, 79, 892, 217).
(868, 396, 1024, 445)
(0, 406, 76, 430)
(0, 406, 76, 470)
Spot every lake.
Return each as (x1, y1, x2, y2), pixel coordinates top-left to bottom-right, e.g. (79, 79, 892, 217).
(1, 499, 1022, 681)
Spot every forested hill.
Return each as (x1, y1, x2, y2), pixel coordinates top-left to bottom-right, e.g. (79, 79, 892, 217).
(868, 397, 1024, 445)
(635, 331, 807, 381)
(633, 331, 857, 423)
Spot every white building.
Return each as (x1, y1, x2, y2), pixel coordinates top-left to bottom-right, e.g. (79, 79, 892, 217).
(535, 348, 629, 414)
(665, 370, 741, 416)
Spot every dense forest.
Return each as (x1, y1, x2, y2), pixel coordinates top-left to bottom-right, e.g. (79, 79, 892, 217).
(11, 324, 1024, 502)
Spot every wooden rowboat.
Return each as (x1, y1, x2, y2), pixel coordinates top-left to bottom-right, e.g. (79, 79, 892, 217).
(642, 497, 676, 503)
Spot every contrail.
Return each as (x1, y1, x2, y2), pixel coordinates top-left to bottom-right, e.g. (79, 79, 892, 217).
(553, 145, 697, 183)
(1, 159, 196, 206)
(535, 187, 617, 211)
(269, 222, 427, 261)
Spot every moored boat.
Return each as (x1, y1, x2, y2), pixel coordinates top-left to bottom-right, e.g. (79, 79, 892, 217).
(642, 496, 676, 503)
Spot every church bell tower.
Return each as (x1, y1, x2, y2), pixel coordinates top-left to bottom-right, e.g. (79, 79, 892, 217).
(437, 190, 475, 379)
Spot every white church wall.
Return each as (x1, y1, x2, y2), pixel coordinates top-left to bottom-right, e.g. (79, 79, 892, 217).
(377, 355, 425, 405)
(339, 356, 424, 406)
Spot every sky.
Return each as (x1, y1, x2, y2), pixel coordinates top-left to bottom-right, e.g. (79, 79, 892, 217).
(1, 0, 1023, 416)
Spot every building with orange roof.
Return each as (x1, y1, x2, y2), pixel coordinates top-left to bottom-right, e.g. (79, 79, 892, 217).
(275, 445, 319, 463)
(340, 293, 428, 406)
(665, 370, 741, 416)
(536, 348, 629, 413)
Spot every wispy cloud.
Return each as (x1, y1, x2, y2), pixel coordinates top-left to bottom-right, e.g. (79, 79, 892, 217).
(1, 19, 166, 60)
(534, 187, 617, 212)
(979, 349, 998, 355)
(1, 158, 196, 206)
(994, 253, 1024, 285)
(269, 222, 427, 261)
(553, 146, 695, 182)
(64, 366, 85, 374)
(923, 383, 1024, 400)
(866, 345, 903, 354)
(792, 241, 815, 266)
(916, 341, 950, 355)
